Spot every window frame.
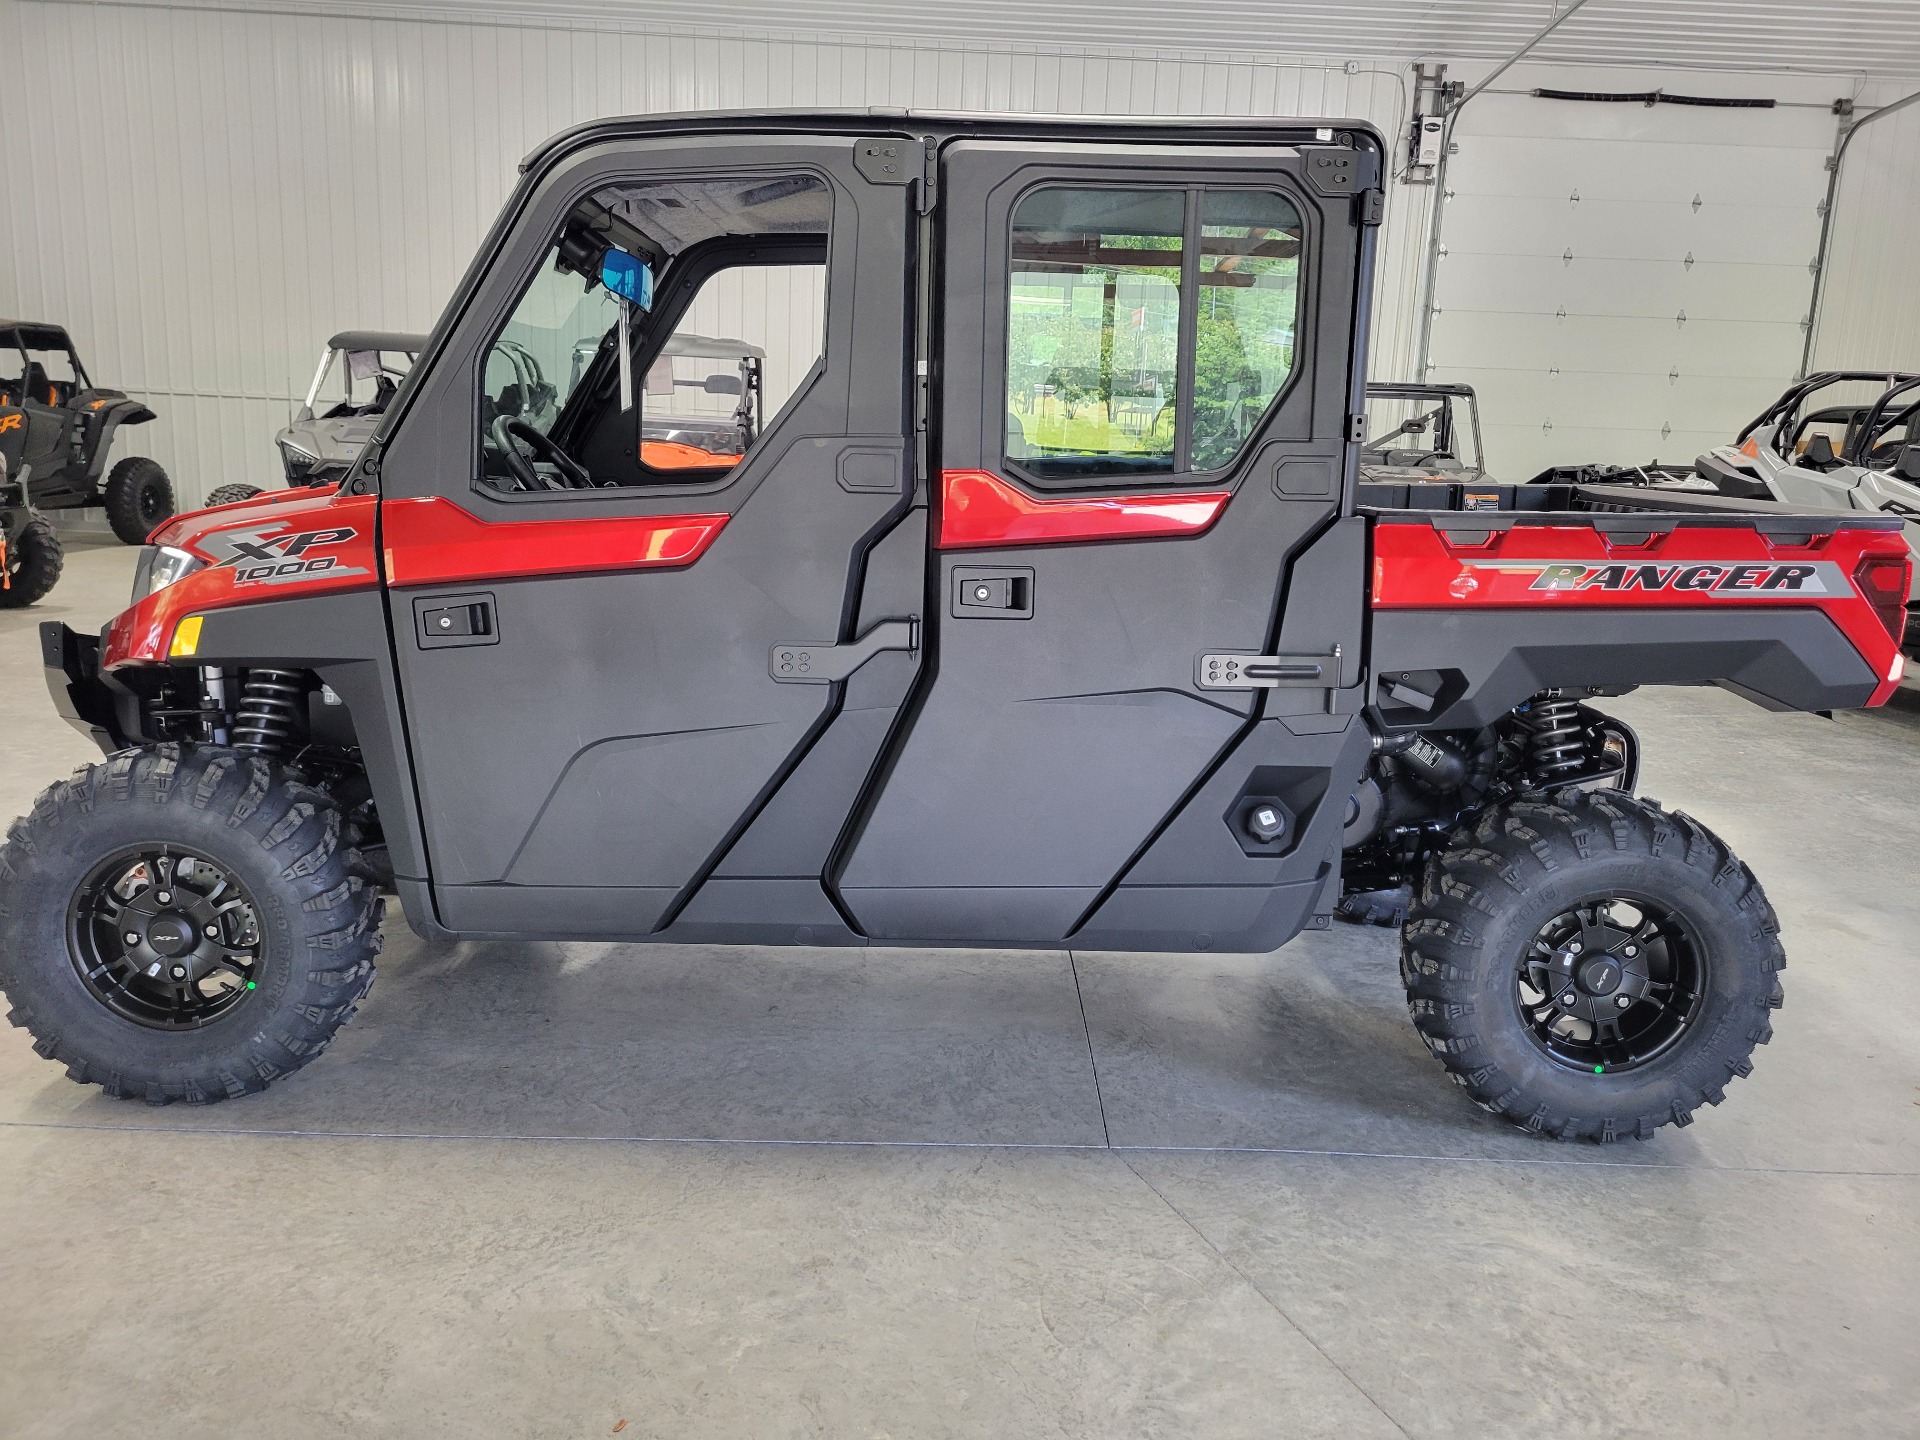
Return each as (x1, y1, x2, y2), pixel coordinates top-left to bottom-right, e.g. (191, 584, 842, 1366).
(998, 177, 1312, 492)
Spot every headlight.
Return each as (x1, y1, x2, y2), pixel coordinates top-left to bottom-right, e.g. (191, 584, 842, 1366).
(131, 544, 206, 601)
(279, 438, 319, 483)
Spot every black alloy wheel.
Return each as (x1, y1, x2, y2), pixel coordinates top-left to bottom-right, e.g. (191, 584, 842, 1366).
(68, 845, 264, 1030)
(1515, 896, 1706, 1075)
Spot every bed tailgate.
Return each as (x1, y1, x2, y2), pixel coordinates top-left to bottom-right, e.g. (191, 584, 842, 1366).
(1361, 497, 1911, 729)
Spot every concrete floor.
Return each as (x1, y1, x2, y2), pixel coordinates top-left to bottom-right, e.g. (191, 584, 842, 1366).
(2, 538, 1917, 1439)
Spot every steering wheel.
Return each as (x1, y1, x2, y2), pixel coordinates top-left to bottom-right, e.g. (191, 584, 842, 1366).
(490, 415, 593, 490)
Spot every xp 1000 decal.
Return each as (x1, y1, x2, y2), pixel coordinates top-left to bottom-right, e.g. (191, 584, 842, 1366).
(198, 521, 372, 587)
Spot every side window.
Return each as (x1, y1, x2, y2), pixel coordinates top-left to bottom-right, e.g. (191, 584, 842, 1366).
(480, 175, 829, 494)
(1192, 191, 1301, 471)
(1005, 184, 1301, 483)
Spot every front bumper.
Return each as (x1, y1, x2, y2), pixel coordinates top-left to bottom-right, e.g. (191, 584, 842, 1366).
(41, 621, 129, 754)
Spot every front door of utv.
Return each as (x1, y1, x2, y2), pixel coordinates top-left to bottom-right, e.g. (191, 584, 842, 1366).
(381, 133, 918, 938)
(837, 136, 1378, 949)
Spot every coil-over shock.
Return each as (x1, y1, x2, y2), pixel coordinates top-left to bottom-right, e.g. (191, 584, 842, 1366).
(1517, 689, 1585, 785)
(231, 668, 305, 755)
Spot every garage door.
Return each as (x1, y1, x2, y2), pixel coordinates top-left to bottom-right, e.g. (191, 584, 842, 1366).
(1427, 87, 1836, 482)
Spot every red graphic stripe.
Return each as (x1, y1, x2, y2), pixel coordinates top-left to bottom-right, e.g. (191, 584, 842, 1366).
(938, 469, 1230, 549)
(381, 496, 729, 588)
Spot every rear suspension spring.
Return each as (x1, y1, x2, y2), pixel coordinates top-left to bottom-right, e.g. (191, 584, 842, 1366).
(1521, 689, 1585, 785)
(231, 668, 305, 755)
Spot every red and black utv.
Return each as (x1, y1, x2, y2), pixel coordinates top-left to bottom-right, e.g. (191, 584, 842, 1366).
(0, 322, 173, 547)
(7, 114, 1911, 1141)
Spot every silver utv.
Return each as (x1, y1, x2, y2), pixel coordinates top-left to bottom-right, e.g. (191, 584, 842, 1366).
(1358, 381, 1492, 486)
(1691, 372, 1920, 631)
(275, 331, 426, 488)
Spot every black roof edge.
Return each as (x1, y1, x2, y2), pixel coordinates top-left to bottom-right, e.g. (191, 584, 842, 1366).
(0, 322, 74, 347)
(520, 107, 1385, 176)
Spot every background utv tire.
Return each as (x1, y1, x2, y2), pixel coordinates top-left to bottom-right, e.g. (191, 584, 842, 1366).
(203, 483, 263, 508)
(0, 746, 381, 1104)
(103, 456, 175, 544)
(0, 517, 64, 607)
(1402, 791, 1784, 1143)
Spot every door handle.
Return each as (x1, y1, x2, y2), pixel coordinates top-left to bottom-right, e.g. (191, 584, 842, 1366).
(413, 592, 498, 649)
(770, 618, 918, 684)
(951, 565, 1034, 619)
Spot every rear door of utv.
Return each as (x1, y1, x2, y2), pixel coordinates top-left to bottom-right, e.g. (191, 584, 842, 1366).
(380, 130, 921, 939)
(835, 132, 1378, 950)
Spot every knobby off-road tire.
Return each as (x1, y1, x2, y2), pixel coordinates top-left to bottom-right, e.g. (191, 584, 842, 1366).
(1402, 790, 1784, 1142)
(203, 482, 263, 508)
(0, 517, 64, 607)
(0, 745, 382, 1103)
(103, 456, 175, 544)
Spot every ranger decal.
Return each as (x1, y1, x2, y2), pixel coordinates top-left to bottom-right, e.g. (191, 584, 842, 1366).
(1459, 558, 1848, 597)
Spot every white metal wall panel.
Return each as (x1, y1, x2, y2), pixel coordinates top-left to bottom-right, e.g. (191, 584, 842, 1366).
(65, 0, 1920, 80)
(1428, 64, 1841, 480)
(1811, 77, 1920, 373)
(0, 0, 1420, 503)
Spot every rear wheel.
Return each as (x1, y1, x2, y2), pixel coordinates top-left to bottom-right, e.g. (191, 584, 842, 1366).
(203, 483, 263, 508)
(0, 516, 64, 607)
(1402, 791, 1783, 1142)
(0, 746, 381, 1103)
(103, 456, 174, 544)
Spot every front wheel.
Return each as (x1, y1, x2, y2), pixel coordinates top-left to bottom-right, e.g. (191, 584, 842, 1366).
(203, 482, 263, 508)
(1402, 791, 1783, 1142)
(103, 456, 175, 544)
(0, 746, 381, 1103)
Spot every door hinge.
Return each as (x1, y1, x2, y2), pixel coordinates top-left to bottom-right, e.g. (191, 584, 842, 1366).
(771, 617, 919, 684)
(1357, 186, 1386, 226)
(1197, 649, 1340, 691)
(1346, 413, 1367, 443)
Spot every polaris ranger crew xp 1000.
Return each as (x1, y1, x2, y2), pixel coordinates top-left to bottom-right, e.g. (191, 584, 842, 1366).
(11, 114, 1913, 1142)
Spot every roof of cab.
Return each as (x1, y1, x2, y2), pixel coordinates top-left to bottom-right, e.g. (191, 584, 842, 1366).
(0, 322, 75, 349)
(521, 108, 1381, 175)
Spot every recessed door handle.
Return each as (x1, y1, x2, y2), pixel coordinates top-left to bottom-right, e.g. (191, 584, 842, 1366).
(413, 592, 498, 649)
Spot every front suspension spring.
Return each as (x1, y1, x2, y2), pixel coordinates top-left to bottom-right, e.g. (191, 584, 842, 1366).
(231, 668, 305, 755)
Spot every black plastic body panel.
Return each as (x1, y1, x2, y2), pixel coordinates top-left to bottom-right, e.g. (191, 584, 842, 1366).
(832, 137, 1370, 948)
(380, 132, 918, 938)
(1369, 607, 1880, 730)
(190, 591, 431, 883)
(40, 622, 125, 751)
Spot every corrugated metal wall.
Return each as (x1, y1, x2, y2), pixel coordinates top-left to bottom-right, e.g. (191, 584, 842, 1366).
(1811, 82, 1920, 373)
(0, 0, 1423, 504)
(0, 0, 1912, 502)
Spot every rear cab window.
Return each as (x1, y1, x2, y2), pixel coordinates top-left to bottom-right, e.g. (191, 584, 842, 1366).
(1004, 184, 1301, 484)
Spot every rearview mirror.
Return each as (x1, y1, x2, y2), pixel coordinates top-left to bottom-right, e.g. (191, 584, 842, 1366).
(600, 248, 654, 309)
(703, 374, 744, 395)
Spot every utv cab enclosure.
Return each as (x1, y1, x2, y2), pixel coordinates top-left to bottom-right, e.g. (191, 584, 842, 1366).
(13, 113, 1913, 1142)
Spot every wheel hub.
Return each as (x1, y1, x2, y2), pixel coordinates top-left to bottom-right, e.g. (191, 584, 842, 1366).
(1577, 955, 1623, 995)
(145, 914, 196, 957)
